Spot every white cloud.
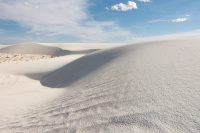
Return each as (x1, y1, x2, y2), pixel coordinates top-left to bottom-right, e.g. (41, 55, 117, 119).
(137, 0, 151, 3)
(171, 17, 188, 23)
(0, 0, 132, 42)
(148, 15, 190, 24)
(110, 1, 137, 12)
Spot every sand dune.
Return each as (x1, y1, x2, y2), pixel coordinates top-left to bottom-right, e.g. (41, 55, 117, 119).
(0, 43, 68, 56)
(0, 43, 102, 64)
(0, 43, 100, 57)
(1, 39, 200, 132)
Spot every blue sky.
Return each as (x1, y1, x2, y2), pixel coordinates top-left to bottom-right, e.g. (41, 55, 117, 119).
(0, 0, 200, 44)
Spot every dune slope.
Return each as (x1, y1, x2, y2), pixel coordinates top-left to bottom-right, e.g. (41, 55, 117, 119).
(1, 39, 200, 132)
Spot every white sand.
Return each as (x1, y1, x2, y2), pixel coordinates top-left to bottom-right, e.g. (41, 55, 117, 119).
(0, 39, 200, 132)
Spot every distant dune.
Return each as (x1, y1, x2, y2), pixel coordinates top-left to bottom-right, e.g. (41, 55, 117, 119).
(0, 43, 101, 57)
(0, 39, 200, 132)
(0, 43, 68, 56)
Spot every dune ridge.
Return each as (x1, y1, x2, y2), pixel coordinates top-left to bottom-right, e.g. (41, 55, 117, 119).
(0, 39, 200, 132)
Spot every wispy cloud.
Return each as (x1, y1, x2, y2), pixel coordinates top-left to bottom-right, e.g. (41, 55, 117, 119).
(171, 17, 188, 23)
(137, 0, 151, 3)
(147, 19, 169, 23)
(148, 15, 190, 23)
(108, 1, 137, 12)
(0, 0, 132, 42)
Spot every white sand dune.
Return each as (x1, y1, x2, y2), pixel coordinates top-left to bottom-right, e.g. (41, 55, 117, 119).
(0, 43, 101, 56)
(0, 39, 200, 132)
(0, 43, 68, 56)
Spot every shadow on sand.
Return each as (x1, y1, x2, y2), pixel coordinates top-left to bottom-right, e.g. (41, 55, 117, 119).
(37, 47, 124, 88)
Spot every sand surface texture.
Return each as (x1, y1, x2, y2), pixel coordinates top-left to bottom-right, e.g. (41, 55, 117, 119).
(0, 39, 200, 133)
